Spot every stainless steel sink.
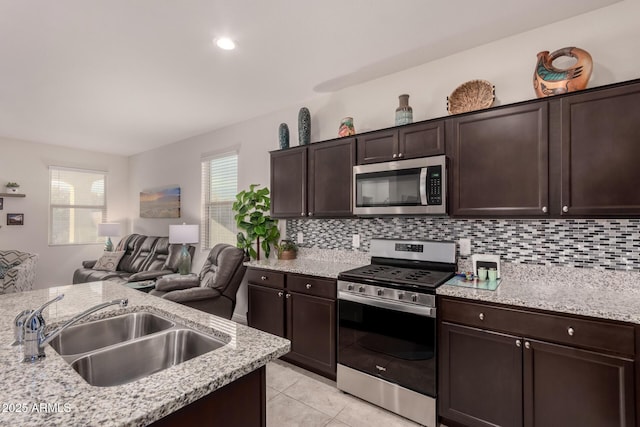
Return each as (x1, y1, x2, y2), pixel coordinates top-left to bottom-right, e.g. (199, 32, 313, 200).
(48, 311, 174, 356)
(70, 329, 225, 387)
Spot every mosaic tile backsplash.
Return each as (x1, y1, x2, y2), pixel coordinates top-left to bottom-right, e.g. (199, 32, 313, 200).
(286, 218, 640, 271)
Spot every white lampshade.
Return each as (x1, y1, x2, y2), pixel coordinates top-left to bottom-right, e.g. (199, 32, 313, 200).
(169, 224, 199, 244)
(97, 223, 120, 237)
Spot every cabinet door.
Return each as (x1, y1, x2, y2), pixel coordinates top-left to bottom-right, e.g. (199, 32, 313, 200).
(308, 138, 355, 217)
(247, 284, 285, 337)
(270, 147, 307, 218)
(398, 121, 445, 159)
(284, 291, 336, 379)
(524, 339, 635, 427)
(559, 83, 640, 216)
(356, 129, 398, 164)
(439, 322, 523, 427)
(448, 103, 549, 216)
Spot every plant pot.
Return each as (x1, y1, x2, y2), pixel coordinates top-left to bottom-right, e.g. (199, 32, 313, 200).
(5, 187, 19, 194)
(278, 250, 297, 260)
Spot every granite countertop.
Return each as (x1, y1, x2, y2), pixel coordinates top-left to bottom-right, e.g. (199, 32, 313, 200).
(245, 248, 369, 279)
(0, 282, 290, 427)
(437, 262, 640, 325)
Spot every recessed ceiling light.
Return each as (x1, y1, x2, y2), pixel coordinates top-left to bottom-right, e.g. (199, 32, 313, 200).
(215, 37, 236, 50)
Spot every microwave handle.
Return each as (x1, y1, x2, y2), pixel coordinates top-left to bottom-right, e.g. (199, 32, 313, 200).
(420, 168, 428, 205)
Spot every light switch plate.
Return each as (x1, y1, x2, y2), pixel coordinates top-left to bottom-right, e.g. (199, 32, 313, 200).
(297, 231, 304, 244)
(458, 238, 471, 256)
(352, 234, 360, 248)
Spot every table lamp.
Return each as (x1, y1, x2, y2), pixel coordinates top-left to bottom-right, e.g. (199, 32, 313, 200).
(97, 223, 120, 252)
(169, 223, 199, 275)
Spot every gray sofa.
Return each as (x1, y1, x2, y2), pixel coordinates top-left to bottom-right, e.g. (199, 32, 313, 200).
(150, 244, 246, 319)
(0, 250, 39, 294)
(73, 234, 194, 285)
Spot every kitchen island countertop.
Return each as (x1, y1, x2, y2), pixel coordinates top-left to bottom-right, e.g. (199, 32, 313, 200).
(0, 281, 290, 426)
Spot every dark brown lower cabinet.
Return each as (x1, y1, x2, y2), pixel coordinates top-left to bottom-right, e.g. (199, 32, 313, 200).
(246, 268, 337, 380)
(439, 298, 636, 427)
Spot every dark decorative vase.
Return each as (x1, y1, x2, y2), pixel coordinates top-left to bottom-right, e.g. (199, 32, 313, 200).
(278, 123, 289, 149)
(395, 94, 413, 125)
(298, 107, 311, 145)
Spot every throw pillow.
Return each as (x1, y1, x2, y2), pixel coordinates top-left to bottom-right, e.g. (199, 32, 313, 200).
(93, 251, 125, 271)
(0, 261, 21, 279)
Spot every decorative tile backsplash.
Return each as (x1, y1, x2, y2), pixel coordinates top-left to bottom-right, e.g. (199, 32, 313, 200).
(286, 218, 640, 271)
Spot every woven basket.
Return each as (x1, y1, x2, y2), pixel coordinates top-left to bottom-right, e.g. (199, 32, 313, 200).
(447, 80, 495, 115)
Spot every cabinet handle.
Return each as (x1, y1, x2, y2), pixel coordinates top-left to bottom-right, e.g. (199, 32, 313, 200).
(524, 341, 531, 349)
(306, 284, 312, 289)
(285, 293, 291, 299)
(562, 205, 569, 213)
(542, 206, 548, 213)
(567, 327, 575, 336)
(398, 152, 403, 158)
(516, 339, 521, 347)
(277, 291, 283, 297)
(261, 276, 267, 281)
(392, 153, 397, 159)
(479, 313, 485, 321)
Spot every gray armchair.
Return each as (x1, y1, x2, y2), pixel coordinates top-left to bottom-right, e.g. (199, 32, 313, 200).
(150, 244, 246, 319)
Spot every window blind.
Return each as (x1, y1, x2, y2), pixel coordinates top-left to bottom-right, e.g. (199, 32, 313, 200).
(49, 166, 107, 245)
(201, 152, 238, 249)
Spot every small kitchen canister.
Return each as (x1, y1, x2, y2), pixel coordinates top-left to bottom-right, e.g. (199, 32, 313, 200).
(395, 94, 413, 126)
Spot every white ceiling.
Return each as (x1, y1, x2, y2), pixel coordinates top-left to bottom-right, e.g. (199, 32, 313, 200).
(0, 0, 620, 156)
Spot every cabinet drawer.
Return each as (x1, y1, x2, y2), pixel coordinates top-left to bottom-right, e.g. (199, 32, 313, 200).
(287, 274, 336, 299)
(440, 298, 635, 356)
(246, 268, 285, 289)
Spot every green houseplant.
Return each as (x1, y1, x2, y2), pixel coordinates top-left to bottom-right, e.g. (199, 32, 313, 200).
(5, 182, 20, 194)
(232, 184, 280, 260)
(276, 239, 298, 260)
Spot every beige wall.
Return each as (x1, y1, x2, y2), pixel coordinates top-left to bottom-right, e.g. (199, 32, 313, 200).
(0, 137, 129, 288)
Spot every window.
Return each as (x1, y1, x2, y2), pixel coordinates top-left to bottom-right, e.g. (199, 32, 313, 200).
(49, 167, 107, 245)
(201, 151, 238, 249)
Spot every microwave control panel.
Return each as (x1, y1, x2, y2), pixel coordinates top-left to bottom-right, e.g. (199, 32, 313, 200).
(427, 165, 442, 205)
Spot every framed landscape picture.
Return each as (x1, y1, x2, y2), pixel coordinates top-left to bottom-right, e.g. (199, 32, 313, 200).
(140, 186, 181, 218)
(7, 213, 24, 225)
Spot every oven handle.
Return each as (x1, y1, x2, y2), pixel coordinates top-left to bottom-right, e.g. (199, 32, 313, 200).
(338, 291, 436, 318)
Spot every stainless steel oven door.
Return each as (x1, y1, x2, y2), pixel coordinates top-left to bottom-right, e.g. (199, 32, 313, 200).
(337, 291, 437, 397)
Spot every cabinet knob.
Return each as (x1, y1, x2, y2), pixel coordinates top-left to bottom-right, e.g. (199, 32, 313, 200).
(308, 212, 313, 216)
(524, 341, 531, 349)
(301, 212, 305, 216)
(285, 293, 291, 299)
(261, 276, 267, 281)
(398, 152, 403, 158)
(562, 205, 569, 213)
(392, 153, 397, 159)
(479, 313, 485, 321)
(277, 291, 283, 297)
(306, 283, 312, 289)
(567, 327, 575, 336)
(516, 339, 522, 347)
(542, 206, 548, 213)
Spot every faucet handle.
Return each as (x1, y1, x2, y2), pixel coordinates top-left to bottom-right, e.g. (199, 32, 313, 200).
(13, 310, 33, 345)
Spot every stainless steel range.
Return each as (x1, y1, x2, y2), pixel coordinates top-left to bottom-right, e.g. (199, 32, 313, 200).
(337, 238, 456, 427)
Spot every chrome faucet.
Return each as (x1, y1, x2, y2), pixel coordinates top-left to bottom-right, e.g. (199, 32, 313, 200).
(22, 294, 128, 363)
(13, 294, 64, 346)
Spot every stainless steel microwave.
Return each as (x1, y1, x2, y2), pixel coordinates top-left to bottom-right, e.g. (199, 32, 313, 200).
(353, 155, 447, 215)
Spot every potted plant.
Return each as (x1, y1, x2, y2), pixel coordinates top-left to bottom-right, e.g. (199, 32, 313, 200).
(5, 182, 20, 194)
(276, 239, 298, 260)
(232, 184, 280, 260)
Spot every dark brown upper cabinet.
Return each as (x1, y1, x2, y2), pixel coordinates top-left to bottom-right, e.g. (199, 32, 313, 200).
(448, 102, 549, 217)
(270, 138, 355, 218)
(555, 81, 640, 216)
(356, 120, 445, 164)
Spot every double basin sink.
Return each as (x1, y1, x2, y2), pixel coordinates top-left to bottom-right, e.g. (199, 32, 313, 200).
(49, 311, 227, 387)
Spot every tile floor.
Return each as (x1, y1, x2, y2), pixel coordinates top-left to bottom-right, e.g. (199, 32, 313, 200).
(266, 360, 427, 427)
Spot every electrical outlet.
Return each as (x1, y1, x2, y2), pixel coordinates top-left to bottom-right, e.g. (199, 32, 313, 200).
(352, 234, 360, 249)
(297, 231, 304, 244)
(458, 238, 471, 256)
